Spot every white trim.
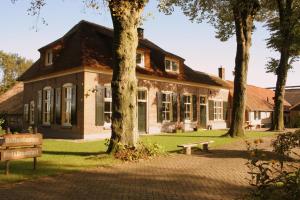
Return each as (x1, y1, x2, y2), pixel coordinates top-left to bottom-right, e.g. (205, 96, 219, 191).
(137, 88, 148, 133)
(136, 51, 145, 68)
(165, 58, 179, 73)
(23, 67, 228, 90)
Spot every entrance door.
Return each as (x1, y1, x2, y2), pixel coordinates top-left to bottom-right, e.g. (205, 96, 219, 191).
(199, 96, 207, 128)
(138, 90, 147, 133)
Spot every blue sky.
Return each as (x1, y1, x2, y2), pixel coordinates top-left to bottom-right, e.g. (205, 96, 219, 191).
(0, 0, 299, 87)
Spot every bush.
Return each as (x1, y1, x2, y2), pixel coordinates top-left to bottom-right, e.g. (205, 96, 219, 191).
(113, 142, 165, 162)
(245, 131, 300, 200)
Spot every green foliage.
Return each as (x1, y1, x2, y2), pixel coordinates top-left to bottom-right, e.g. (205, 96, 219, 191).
(246, 130, 300, 200)
(113, 141, 165, 161)
(265, 0, 300, 74)
(0, 50, 32, 94)
(158, 0, 265, 41)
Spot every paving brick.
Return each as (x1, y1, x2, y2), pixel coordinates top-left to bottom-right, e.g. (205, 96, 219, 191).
(0, 137, 276, 200)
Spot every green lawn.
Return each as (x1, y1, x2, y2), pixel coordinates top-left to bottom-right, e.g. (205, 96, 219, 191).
(140, 130, 277, 152)
(0, 130, 277, 184)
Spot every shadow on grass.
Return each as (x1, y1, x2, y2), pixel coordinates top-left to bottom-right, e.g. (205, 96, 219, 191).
(147, 134, 223, 138)
(43, 150, 106, 157)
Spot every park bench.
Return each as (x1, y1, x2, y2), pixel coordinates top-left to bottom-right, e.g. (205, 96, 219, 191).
(0, 132, 43, 175)
(177, 140, 214, 155)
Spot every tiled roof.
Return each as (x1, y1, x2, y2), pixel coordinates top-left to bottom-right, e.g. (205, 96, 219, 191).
(285, 89, 300, 106)
(0, 82, 24, 115)
(19, 20, 229, 89)
(227, 81, 291, 112)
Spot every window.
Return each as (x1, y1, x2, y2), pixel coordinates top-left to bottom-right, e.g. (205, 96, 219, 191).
(138, 90, 147, 102)
(214, 101, 223, 120)
(29, 101, 35, 125)
(104, 86, 112, 123)
(43, 87, 51, 125)
(200, 96, 206, 105)
(45, 49, 53, 66)
(136, 52, 145, 68)
(24, 104, 29, 122)
(62, 84, 72, 126)
(184, 95, 192, 121)
(165, 58, 179, 73)
(162, 93, 172, 121)
(254, 111, 261, 120)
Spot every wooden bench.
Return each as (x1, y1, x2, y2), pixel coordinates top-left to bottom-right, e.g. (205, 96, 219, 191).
(177, 141, 214, 155)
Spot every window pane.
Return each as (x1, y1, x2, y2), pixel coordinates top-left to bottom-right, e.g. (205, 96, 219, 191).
(136, 53, 142, 64)
(165, 60, 171, 70)
(172, 61, 178, 71)
(104, 113, 111, 123)
(105, 87, 111, 98)
(104, 102, 111, 112)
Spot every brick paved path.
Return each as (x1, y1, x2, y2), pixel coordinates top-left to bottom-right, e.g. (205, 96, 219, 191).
(0, 137, 275, 200)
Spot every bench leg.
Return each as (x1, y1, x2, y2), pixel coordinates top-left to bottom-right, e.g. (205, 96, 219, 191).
(203, 144, 209, 152)
(185, 147, 192, 155)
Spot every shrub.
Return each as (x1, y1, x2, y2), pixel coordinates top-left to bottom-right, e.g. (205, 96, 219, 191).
(113, 141, 165, 162)
(245, 131, 300, 200)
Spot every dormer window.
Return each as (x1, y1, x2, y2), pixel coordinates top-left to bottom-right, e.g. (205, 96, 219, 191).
(165, 58, 179, 73)
(136, 51, 145, 68)
(45, 49, 53, 66)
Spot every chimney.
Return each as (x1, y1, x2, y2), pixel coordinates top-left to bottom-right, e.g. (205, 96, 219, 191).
(218, 66, 225, 80)
(137, 27, 144, 39)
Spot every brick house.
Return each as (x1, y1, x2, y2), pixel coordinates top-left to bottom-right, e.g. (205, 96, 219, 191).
(227, 81, 291, 129)
(18, 20, 230, 139)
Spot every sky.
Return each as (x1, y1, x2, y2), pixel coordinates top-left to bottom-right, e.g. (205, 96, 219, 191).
(0, 0, 299, 88)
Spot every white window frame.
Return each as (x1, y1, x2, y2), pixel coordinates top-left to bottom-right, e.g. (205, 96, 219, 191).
(213, 100, 223, 121)
(162, 92, 172, 122)
(183, 94, 192, 122)
(62, 83, 72, 126)
(29, 100, 35, 125)
(43, 87, 52, 125)
(165, 58, 179, 73)
(136, 51, 145, 68)
(104, 84, 112, 124)
(45, 49, 53, 66)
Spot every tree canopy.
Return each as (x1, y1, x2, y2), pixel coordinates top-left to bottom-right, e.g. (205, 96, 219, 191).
(0, 51, 33, 94)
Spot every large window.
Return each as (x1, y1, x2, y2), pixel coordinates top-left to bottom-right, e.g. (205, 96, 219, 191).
(136, 52, 145, 68)
(162, 93, 172, 121)
(62, 84, 72, 126)
(165, 58, 179, 73)
(214, 101, 223, 120)
(184, 95, 192, 121)
(43, 87, 51, 125)
(29, 101, 35, 125)
(104, 86, 112, 123)
(45, 49, 53, 66)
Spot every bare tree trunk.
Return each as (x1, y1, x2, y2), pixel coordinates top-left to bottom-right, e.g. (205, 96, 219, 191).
(272, 51, 289, 131)
(107, 1, 146, 153)
(227, 2, 258, 137)
(271, 0, 292, 131)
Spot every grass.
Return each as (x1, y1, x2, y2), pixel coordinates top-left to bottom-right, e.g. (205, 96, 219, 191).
(141, 130, 278, 152)
(0, 130, 277, 184)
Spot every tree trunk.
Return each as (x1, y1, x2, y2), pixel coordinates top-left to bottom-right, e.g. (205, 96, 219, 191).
(272, 51, 289, 131)
(271, 0, 292, 131)
(227, 2, 257, 137)
(107, 1, 146, 153)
